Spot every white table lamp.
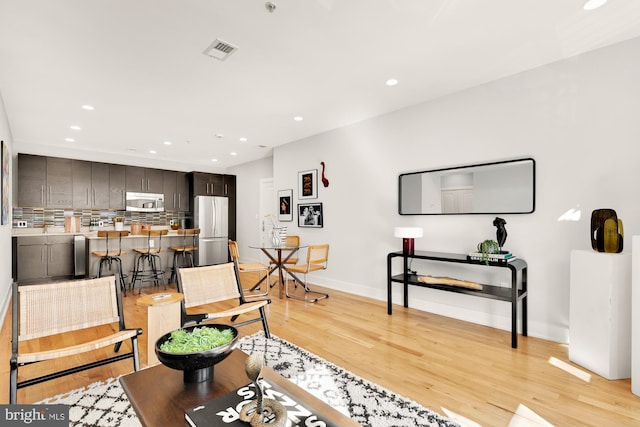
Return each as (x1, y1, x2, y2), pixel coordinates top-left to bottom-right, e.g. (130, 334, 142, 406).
(394, 227, 423, 255)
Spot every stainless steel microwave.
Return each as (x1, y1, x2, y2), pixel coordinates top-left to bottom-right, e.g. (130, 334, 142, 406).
(125, 192, 165, 212)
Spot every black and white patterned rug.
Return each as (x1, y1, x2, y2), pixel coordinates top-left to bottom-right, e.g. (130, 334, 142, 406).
(36, 332, 459, 427)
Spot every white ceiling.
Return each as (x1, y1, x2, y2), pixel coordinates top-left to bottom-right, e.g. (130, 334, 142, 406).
(1, 0, 640, 171)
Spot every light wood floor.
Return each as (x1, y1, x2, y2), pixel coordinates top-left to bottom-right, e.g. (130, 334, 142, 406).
(1, 275, 639, 426)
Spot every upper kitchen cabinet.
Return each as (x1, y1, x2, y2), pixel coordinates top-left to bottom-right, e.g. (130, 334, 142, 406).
(18, 154, 74, 208)
(71, 160, 91, 208)
(92, 163, 111, 208)
(125, 166, 163, 193)
(177, 172, 190, 211)
(223, 175, 236, 198)
(109, 164, 126, 210)
(163, 171, 191, 211)
(71, 160, 110, 209)
(191, 172, 234, 197)
(46, 157, 73, 207)
(18, 154, 46, 207)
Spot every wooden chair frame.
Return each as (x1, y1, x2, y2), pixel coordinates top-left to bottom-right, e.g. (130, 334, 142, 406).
(9, 277, 142, 404)
(176, 262, 271, 338)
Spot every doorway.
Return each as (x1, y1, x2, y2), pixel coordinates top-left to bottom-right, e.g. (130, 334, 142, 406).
(259, 178, 275, 261)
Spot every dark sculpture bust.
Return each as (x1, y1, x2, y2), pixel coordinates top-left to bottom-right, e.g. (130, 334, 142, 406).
(493, 217, 507, 251)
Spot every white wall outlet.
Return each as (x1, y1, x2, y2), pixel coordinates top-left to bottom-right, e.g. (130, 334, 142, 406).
(169, 220, 174, 226)
(149, 239, 154, 248)
(17, 221, 27, 228)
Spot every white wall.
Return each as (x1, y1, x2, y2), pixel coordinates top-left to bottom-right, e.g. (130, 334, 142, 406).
(228, 157, 274, 262)
(236, 36, 640, 344)
(0, 91, 14, 322)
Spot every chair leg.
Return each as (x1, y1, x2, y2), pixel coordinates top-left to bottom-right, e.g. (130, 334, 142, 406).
(9, 363, 17, 404)
(151, 254, 167, 289)
(285, 272, 329, 302)
(132, 336, 140, 371)
(259, 306, 271, 339)
(114, 257, 127, 297)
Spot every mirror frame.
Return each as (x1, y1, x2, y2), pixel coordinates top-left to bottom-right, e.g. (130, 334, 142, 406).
(398, 158, 536, 215)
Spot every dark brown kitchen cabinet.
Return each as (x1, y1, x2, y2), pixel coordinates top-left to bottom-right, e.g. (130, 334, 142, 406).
(14, 235, 74, 283)
(18, 154, 46, 207)
(72, 161, 110, 209)
(46, 157, 73, 207)
(191, 172, 234, 197)
(164, 171, 191, 211)
(109, 164, 126, 209)
(18, 154, 74, 208)
(191, 172, 224, 196)
(92, 163, 110, 208)
(163, 171, 177, 210)
(72, 160, 92, 208)
(126, 166, 163, 193)
(177, 172, 190, 211)
(225, 175, 237, 240)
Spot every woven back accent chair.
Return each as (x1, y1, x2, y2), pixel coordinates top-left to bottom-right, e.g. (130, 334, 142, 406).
(284, 244, 330, 302)
(10, 276, 142, 404)
(176, 262, 271, 338)
(228, 239, 272, 297)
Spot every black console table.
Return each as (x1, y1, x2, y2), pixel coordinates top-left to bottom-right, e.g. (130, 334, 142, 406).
(387, 250, 528, 348)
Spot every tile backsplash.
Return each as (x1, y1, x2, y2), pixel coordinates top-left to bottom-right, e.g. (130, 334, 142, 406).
(12, 207, 190, 229)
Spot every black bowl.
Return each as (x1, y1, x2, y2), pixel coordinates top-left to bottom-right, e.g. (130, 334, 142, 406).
(155, 324, 239, 383)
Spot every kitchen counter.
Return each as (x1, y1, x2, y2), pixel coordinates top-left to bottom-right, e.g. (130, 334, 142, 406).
(12, 227, 186, 238)
(13, 227, 204, 284)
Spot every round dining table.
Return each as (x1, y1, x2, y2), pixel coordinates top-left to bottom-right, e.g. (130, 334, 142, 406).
(249, 243, 307, 299)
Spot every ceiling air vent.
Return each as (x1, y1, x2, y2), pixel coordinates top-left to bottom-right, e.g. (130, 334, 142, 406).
(203, 39, 238, 61)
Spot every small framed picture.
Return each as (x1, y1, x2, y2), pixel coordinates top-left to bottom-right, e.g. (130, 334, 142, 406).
(298, 202, 323, 228)
(298, 169, 318, 199)
(278, 189, 293, 222)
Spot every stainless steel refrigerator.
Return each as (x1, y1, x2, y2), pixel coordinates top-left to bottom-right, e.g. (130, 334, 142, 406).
(194, 196, 229, 266)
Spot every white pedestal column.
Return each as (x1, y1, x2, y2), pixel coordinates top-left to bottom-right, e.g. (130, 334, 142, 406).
(569, 250, 631, 380)
(632, 237, 640, 395)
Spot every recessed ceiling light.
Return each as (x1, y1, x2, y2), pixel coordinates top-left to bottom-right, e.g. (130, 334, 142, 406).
(149, 150, 157, 154)
(81, 105, 94, 111)
(239, 137, 247, 142)
(211, 158, 218, 162)
(70, 125, 81, 130)
(163, 141, 172, 145)
(293, 116, 304, 121)
(65, 138, 75, 142)
(215, 133, 224, 139)
(230, 152, 237, 156)
(127, 148, 137, 152)
(386, 78, 399, 86)
(584, 0, 607, 10)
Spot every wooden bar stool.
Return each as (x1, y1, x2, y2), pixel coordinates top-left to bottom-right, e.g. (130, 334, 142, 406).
(130, 229, 168, 294)
(168, 228, 200, 284)
(92, 230, 130, 296)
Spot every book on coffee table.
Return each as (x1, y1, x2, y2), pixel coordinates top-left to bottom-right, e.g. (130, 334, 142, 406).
(185, 378, 341, 427)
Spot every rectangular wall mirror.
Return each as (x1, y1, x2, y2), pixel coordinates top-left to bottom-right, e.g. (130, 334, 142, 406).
(399, 158, 535, 215)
